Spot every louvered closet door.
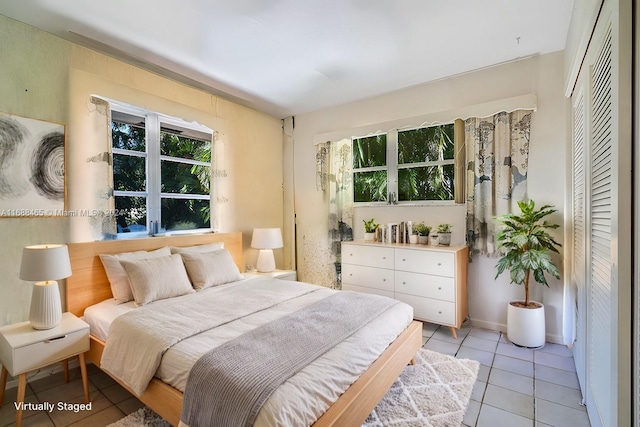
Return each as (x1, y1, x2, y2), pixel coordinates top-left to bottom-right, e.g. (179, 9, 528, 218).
(588, 22, 613, 427)
(571, 86, 587, 401)
(571, 2, 632, 426)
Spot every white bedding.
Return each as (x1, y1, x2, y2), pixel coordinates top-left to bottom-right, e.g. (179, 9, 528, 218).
(84, 275, 257, 342)
(88, 277, 413, 427)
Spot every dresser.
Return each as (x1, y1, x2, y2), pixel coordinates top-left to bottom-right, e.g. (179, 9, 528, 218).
(341, 241, 468, 338)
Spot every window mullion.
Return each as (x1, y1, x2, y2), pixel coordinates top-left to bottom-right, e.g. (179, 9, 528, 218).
(146, 113, 161, 228)
(388, 129, 398, 201)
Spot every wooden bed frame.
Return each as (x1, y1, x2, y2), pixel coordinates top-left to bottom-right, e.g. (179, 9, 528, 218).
(66, 232, 422, 427)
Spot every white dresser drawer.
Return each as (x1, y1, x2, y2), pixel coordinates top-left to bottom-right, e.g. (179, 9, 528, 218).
(342, 244, 394, 269)
(11, 329, 89, 375)
(394, 293, 456, 326)
(395, 271, 455, 302)
(342, 264, 394, 292)
(343, 284, 394, 299)
(395, 249, 455, 277)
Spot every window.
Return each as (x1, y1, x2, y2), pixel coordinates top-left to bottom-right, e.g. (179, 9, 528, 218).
(110, 104, 212, 235)
(352, 122, 457, 204)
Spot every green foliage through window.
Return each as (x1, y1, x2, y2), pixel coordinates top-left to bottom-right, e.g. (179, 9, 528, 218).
(110, 107, 212, 235)
(353, 134, 387, 202)
(398, 124, 455, 201)
(352, 123, 456, 204)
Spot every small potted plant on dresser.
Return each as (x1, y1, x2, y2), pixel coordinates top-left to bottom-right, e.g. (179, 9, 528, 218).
(494, 200, 561, 348)
(413, 222, 431, 244)
(436, 223, 452, 246)
(363, 218, 378, 241)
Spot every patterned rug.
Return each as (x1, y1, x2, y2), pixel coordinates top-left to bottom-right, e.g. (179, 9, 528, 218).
(108, 348, 479, 427)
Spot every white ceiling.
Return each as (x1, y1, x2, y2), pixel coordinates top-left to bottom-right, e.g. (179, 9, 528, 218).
(0, 0, 575, 118)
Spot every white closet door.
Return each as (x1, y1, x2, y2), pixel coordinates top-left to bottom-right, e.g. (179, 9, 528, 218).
(570, 1, 633, 425)
(588, 22, 613, 427)
(571, 85, 587, 401)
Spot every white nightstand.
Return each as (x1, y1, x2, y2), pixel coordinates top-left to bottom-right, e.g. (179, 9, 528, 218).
(0, 312, 90, 427)
(244, 269, 297, 281)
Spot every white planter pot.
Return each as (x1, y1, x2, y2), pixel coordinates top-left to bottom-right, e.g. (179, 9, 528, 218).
(507, 301, 545, 348)
(409, 234, 418, 244)
(364, 232, 376, 241)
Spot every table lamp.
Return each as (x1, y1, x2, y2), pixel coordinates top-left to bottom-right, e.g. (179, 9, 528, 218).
(20, 244, 72, 330)
(251, 228, 283, 272)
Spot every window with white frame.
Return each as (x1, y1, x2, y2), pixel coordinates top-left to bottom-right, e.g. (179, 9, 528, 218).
(110, 104, 213, 235)
(352, 122, 456, 204)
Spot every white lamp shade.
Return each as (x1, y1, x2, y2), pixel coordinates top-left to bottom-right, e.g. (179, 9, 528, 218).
(20, 244, 72, 282)
(251, 228, 283, 249)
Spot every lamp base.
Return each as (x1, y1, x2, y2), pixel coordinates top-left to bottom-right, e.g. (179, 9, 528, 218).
(256, 249, 276, 273)
(29, 281, 62, 330)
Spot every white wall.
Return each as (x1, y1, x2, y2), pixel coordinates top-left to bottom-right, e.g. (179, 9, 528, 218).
(291, 51, 569, 343)
(0, 16, 284, 325)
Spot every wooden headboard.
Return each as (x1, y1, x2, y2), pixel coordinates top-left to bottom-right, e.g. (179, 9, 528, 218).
(66, 232, 243, 317)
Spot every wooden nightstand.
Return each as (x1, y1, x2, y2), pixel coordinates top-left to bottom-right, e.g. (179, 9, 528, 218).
(244, 269, 297, 281)
(0, 312, 90, 427)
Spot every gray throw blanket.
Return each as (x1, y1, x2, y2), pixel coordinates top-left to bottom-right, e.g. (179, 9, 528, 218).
(180, 291, 399, 427)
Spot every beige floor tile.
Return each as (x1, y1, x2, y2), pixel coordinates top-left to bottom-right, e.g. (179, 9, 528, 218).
(488, 368, 533, 396)
(534, 380, 586, 412)
(47, 391, 111, 427)
(483, 384, 534, 419)
(536, 398, 591, 427)
(476, 404, 533, 427)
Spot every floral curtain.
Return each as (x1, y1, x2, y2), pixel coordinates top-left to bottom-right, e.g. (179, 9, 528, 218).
(465, 110, 532, 256)
(327, 138, 354, 288)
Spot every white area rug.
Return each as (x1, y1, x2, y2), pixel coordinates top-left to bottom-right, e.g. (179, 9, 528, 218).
(363, 348, 480, 426)
(108, 348, 479, 427)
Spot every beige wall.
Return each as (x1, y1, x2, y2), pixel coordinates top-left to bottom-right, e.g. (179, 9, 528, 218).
(0, 16, 284, 325)
(291, 51, 570, 343)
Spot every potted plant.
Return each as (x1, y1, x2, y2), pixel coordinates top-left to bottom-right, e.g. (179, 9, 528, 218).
(436, 223, 452, 246)
(363, 218, 378, 241)
(413, 222, 431, 245)
(494, 200, 561, 348)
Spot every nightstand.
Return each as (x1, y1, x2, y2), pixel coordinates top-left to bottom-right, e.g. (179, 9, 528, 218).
(245, 269, 297, 281)
(0, 312, 90, 427)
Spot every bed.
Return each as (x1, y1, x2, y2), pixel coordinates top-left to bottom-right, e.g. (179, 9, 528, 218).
(66, 232, 422, 426)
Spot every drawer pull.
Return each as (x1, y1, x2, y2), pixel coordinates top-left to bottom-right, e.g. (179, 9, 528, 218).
(402, 258, 406, 262)
(403, 281, 406, 285)
(382, 257, 386, 259)
(45, 335, 67, 343)
(383, 279, 386, 282)
(438, 287, 442, 290)
(437, 263, 442, 266)
(438, 311, 442, 314)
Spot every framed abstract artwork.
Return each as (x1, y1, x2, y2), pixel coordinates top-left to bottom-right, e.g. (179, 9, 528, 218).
(0, 112, 66, 217)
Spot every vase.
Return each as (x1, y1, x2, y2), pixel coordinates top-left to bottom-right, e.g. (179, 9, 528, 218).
(364, 232, 375, 241)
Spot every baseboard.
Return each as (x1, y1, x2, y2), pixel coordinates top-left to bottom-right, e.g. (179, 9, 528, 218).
(469, 318, 564, 345)
(469, 318, 507, 334)
(2, 358, 80, 391)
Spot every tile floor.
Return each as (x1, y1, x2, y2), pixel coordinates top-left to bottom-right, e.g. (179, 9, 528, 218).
(419, 322, 591, 427)
(0, 323, 591, 427)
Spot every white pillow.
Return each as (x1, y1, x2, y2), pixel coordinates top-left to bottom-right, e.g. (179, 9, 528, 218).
(120, 254, 194, 306)
(169, 242, 224, 254)
(180, 249, 242, 290)
(99, 247, 171, 304)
